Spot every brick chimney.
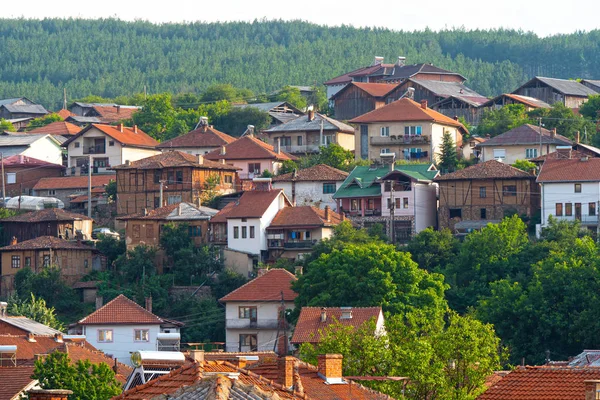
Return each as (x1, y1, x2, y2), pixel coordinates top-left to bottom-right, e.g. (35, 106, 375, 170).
(116, 105, 121, 114)
(585, 380, 600, 400)
(324, 206, 331, 222)
(145, 297, 152, 313)
(278, 356, 295, 389)
(95, 295, 103, 310)
(117, 123, 124, 133)
(320, 308, 327, 322)
(28, 389, 73, 400)
(197, 154, 204, 165)
(420, 100, 428, 109)
(220, 145, 226, 155)
(551, 128, 557, 138)
(10, 236, 17, 246)
(317, 354, 343, 383)
(308, 110, 315, 121)
(133, 125, 138, 134)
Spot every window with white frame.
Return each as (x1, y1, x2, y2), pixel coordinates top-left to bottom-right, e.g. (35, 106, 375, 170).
(6, 173, 16, 184)
(380, 148, 391, 154)
(98, 329, 113, 343)
(380, 127, 390, 137)
(168, 195, 182, 205)
(525, 148, 538, 158)
(404, 126, 423, 135)
(134, 329, 149, 342)
(493, 149, 506, 160)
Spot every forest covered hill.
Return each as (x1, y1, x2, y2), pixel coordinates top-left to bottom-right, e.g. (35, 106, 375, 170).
(1, 18, 600, 109)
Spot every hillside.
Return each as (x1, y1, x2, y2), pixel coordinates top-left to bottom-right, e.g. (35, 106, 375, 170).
(1, 18, 600, 109)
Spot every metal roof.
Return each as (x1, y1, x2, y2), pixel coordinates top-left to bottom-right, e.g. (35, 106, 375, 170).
(66, 116, 102, 123)
(264, 113, 355, 134)
(476, 124, 572, 147)
(1, 104, 48, 114)
(516, 77, 598, 97)
(233, 101, 287, 112)
(0, 98, 32, 107)
(0, 134, 60, 147)
(0, 316, 62, 336)
(409, 79, 484, 99)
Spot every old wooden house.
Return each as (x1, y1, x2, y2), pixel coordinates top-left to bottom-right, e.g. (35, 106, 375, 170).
(112, 151, 239, 217)
(331, 82, 398, 121)
(1, 155, 65, 197)
(0, 98, 48, 120)
(512, 77, 598, 109)
(435, 160, 539, 231)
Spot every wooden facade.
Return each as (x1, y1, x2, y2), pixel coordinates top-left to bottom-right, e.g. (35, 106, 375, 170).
(383, 71, 465, 84)
(333, 85, 388, 121)
(123, 218, 211, 250)
(1, 219, 92, 245)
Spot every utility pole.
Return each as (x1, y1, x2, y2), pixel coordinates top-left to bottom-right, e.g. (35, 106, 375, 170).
(63, 88, 67, 110)
(1, 153, 5, 203)
(319, 118, 324, 147)
(88, 155, 92, 218)
(538, 117, 543, 157)
(389, 181, 395, 244)
(144, 85, 147, 100)
(159, 180, 165, 207)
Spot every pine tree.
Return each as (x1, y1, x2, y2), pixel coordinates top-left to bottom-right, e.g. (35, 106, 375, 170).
(438, 131, 458, 173)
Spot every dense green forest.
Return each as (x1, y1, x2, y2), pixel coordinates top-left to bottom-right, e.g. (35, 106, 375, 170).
(1, 18, 600, 109)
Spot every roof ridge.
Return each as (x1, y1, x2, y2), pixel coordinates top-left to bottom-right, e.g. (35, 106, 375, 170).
(78, 294, 163, 324)
(219, 268, 296, 302)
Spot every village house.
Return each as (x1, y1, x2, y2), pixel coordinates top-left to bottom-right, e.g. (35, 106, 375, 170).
(204, 135, 295, 181)
(0, 155, 64, 197)
(112, 151, 238, 217)
(435, 160, 539, 232)
(27, 120, 81, 138)
(31, 174, 115, 208)
(0, 208, 93, 244)
(536, 156, 600, 235)
(581, 79, 600, 93)
(476, 124, 573, 164)
(263, 110, 356, 154)
(266, 206, 345, 261)
(512, 76, 597, 109)
(350, 98, 468, 163)
(67, 102, 141, 125)
(0, 98, 48, 120)
(68, 187, 109, 214)
(333, 161, 439, 242)
(479, 93, 551, 111)
(156, 118, 236, 155)
(0, 236, 102, 295)
(0, 134, 64, 166)
(272, 164, 348, 210)
(462, 136, 487, 159)
(62, 123, 160, 175)
(233, 101, 304, 128)
(291, 306, 384, 347)
(70, 294, 184, 366)
(330, 82, 399, 121)
(220, 268, 297, 353)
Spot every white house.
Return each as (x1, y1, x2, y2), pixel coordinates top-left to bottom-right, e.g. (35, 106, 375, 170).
(0, 134, 64, 165)
(62, 123, 160, 175)
(219, 268, 297, 354)
(70, 295, 183, 366)
(156, 119, 236, 155)
(537, 156, 600, 235)
(272, 164, 348, 210)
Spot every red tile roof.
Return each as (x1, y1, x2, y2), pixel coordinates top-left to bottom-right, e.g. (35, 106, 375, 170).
(28, 121, 81, 136)
(478, 366, 600, 400)
(209, 201, 235, 224)
(435, 160, 535, 181)
(324, 64, 394, 86)
(32, 174, 115, 190)
(268, 206, 344, 228)
(91, 105, 139, 123)
(349, 98, 468, 133)
(1, 155, 65, 169)
(223, 189, 289, 219)
(111, 150, 238, 171)
(2, 208, 92, 223)
(77, 294, 164, 325)
(156, 126, 236, 149)
(63, 342, 132, 383)
(291, 307, 382, 344)
(272, 164, 348, 182)
(204, 136, 295, 161)
(537, 158, 600, 183)
(219, 269, 298, 302)
(63, 124, 158, 149)
(342, 82, 399, 98)
(56, 109, 75, 119)
(0, 236, 97, 252)
(0, 366, 36, 399)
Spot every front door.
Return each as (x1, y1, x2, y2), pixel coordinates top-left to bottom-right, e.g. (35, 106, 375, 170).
(575, 203, 582, 220)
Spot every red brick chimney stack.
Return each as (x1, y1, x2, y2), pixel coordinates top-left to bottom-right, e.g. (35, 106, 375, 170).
(10, 236, 17, 246)
(145, 297, 152, 313)
(278, 356, 295, 389)
(420, 100, 428, 109)
(317, 354, 343, 383)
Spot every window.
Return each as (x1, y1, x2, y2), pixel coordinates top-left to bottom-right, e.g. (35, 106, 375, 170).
(525, 148, 538, 158)
(109, 140, 115, 146)
(84, 259, 88, 268)
(134, 329, 150, 342)
(154, 170, 161, 184)
(479, 187, 487, 198)
(43, 255, 50, 267)
(395, 198, 401, 209)
(154, 197, 161, 209)
(350, 199, 361, 211)
(167, 195, 182, 205)
(6, 173, 16, 184)
(167, 171, 175, 184)
(74, 142, 80, 148)
(502, 185, 517, 197)
(188, 226, 202, 237)
(590, 202, 597, 216)
(404, 126, 422, 135)
(297, 136, 303, 146)
(249, 226, 255, 238)
(11, 256, 20, 268)
(129, 172, 136, 187)
(48, 190, 56, 196)
(25, 257, 31, 268)
(248, 163, 261, 174)
(323, 183, 336, 194)
(146, 224, 154, 238)
(176, 171, 183, 184)
(449, 209, 462, 218)
(556, 203, 563, 216)
(381, 148, 391, 154)
(493, 149, 506, 160)
(239, 306, 257, 320)
(94, 158, 109, 168)
(565, 203, 573, 216)
(224, 175, 233, 184)
(380, 127, 390, 137)
(366, 199, 374, 210)
(242, 226, 247, 239)
(133, 224, 141, 238)
(239, 334, 257, 351)
(575, 183, 582, 193)
(233, 226, 239, 239)
(98, 329, 113, 343)
(403, 197, 409, 209)
(481, 208, 487, 219)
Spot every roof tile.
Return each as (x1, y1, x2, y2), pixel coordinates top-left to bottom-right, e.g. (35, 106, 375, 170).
(0, 366, 36, 399)
(476, 124, 572, 147)
(272, 164, 348, 182)
(0, 236, 97, 252)
(1, 155, 65, 169)
(27, 121, 81, 136)
(32, 174, 114, 190)
(537, 157, 600, 183)
(77, 294, 164, 325)
(2, 208, 92, 223)
(157, 126, 236, 149)
(435, 160, 535, 181)
(268, 206, 344, 228)
(111, 151, 239, 171)
(223, 189, 288, 219)
(219, 269, 297, 302)
(91, 105, 139, 123)
(204, 136, 295, 161)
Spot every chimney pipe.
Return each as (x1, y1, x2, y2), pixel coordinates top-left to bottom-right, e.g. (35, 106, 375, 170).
(397, 56, 406, 66)
(551, 128, 557, 138)
(10, 236, 17, 246)
(308, 110, 314, 121)
(275, 137, 281, 154)
(373, 56, 384, 66)
(320, 308, 326, 322)
(197, 154, 204, 164)
(189, 350, 205, 363)
(420, 100, 428, 109)
(220, 145, 226, 156)
(145, 297, 152, 313)
(324, 206, 331, 222)
(117, 123, 123, 133)
(576, 131, 580, 144)
(133, 125, 138, 134)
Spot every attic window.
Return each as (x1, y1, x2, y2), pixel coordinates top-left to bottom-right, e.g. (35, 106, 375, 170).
(109, 140, 115, 146)
(74, 142, 80, 148)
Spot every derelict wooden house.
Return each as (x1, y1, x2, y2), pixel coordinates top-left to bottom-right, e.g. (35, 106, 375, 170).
(112, 151, 239, 217)
(512, 77, 598, 109)
(331, 82, 398, 121)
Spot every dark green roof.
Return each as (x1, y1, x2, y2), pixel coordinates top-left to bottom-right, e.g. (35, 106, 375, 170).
(333, 164, 438, 199)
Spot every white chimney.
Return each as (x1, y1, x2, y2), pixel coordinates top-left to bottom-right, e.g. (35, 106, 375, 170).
(397, 56, 406, 66)
(320, 308, 327, 322)
(373, 56, 384, 66)
(0, 301, 7, 317)
(340, 307, 352, 319)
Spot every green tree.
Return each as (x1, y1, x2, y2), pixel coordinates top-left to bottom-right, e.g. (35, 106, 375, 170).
(105, 179, 117, 202)
(115, 245, 156, 283)
(277, 159, 298, 175)
(578, 94, 600, 120)
(132, 93, 177, 140)
(7, 293, 63, 330)
(438, 131, 458, 172)
(200, 173, 221, 206)
(528, 102, 595, 141)
(26, 113, 63, 131)
(32, 351, 122, 400)
(211, 107, 271, 136)
(406, 227, 459, 272)
(272, 86, 307, 110)
(201, 84, 252, 103)
(95, 235, 126, 269)
(0, 118, 15, 132)
(477, 104, 532, 137)
(511, 159, 537, 172)
(306, 85, 328, 112)
(315, 143, 354, 171)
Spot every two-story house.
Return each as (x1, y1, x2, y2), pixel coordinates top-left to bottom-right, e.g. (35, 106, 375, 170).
(219, 268, 297, 354)
(262, 110, 356, 154)
(536, 157, 600, 235)
(435, 160, 540, 231)
(333, 161, 439, 242)
(476, 124, 572, 164)
(1, 155, 64, 197)
(62, 123, 160, 175)
(156, 118, 237, 155)
(0, 134, 64, 166)
(32, 174, 115, 209)
(112, 151, 239, 217)
(330, 82, 398, 121)
(512, 76, 598, 109)
(0, 97, 48, 120)
(70, 294, 183, 366)
(272, 164, 348, 210)
(350, 98, 468, 163)
(266, 205, 345, 261)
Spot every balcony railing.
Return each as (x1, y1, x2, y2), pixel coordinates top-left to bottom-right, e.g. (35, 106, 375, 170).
(268, 240, 316, 249)
(554, 215, 599, 225)
(280, 144, 321, 153)
(370, 135, 430, 145)
(67, 166, 112, 176)
(83, 145, 106, 155)
(343, 209, 382, 217)
(225, 318, 279, 329)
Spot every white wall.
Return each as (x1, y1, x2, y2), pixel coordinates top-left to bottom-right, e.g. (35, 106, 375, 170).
(161, 146, 217, 155)
(121, 147, 161, 165)
(20, 137, 63, 165)
(272, 181, 343, 210)
(227, 218, 262, 255)
(380, 182, 438, 232)
(540, 181, 600, 226)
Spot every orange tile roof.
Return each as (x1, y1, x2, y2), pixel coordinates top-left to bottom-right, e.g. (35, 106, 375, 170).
(63, 124, 158, 149)
(537, 158, 600, 183)
(209, 201, 235, 224)
(0, 334, 66, 361)
(92, 105, 139, 123)
(478, 366, 600, 400)
(349, 98, 468, 133)
(0, 236, 97, 252)
(349, 82, 399, 98)
(435, 160, 535, 181)
(77, 294, 164, 325)
(223, 189, 289, 219)
(63, 342, 132, 383)
(111, 150, 238, 171)
(219, 269, 298, 302)
(268, 206, 344, 228)
(272, 164, 348, 182)
(156, 126, 236, 149)
(28, 121, 81, 136)
(0, 366, 36, 400)
(204, 135, 295, 161)
(32, 174, 115, 190)
(56, 109, 75, 119)
(290, 307, 382, 344)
